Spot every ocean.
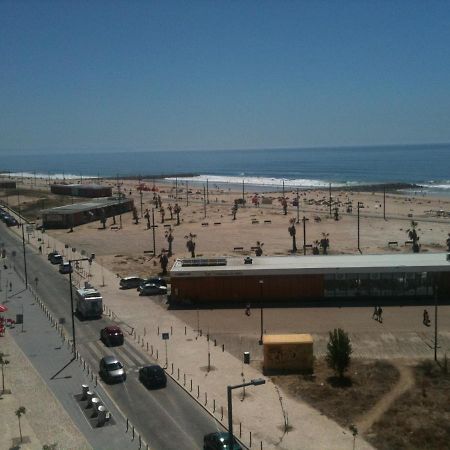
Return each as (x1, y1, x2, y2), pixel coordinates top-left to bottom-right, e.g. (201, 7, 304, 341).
(1, 144, 449, 194)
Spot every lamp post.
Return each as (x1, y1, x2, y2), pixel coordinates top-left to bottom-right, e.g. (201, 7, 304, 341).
(227, 378, 265, 448)
(357, 202, 363, 254)
(259, 280, 264, 345)
(68, 254, 95, 355)
(302, 216, 309, 255)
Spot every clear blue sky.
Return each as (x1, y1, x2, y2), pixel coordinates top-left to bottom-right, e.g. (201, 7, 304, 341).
(1, 0, 450, 153)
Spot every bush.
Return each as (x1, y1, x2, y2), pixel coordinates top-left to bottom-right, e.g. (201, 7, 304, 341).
(326, 328, 352, 379)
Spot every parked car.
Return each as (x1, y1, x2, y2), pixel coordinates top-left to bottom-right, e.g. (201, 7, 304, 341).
(203, 432, 242, 450)
(99, 356, 126, 383)
(100, 326, 124, 347)
(48, 250, 59, 261)
(120, 276, 144, 289)
(49, 253, 63, 264)
(139, 283, 167, 296)
(138, 364, 167, 389)
(4, 216, 18, 227)
(59, 262, 73, 274)
(138, 277, 167, 290)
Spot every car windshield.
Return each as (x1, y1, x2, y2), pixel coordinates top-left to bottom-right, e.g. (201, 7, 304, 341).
(106, 361, 123, 370)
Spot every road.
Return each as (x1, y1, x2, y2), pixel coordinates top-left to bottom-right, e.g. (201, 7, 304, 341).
(0, 224, 222, 450)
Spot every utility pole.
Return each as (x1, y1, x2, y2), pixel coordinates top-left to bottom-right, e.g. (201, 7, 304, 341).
(203, 185, 207, 219)
(302, 216, 309, 255)
(383, 186, 386, 220)
(357, 202, 362, 253)
(21, 222, 28, 288)
(329, 183, 332, 218)
(206, 179, 209, 204)
(151, 208, 157, 255)
(242, 179, 245, 205)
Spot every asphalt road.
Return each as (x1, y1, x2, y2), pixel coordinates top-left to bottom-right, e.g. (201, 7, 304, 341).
(0, 224, 221, 450)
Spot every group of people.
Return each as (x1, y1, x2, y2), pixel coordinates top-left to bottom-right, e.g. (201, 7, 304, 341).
(372, 305, 383, 322)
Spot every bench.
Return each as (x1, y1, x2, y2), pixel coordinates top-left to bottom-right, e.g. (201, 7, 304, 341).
(163, 224, 172, 228)
(251, 220, 259, 224)
(405, 240, 413, 245)
(388, 241, 398, 246)
(214, 222, 221, 225)
(250, 246, 259, 250)
(201, 222, 209, 226)
(233, 247, 244, 251)
(304, 244, 313, 248)
(264, 220, 272, 224)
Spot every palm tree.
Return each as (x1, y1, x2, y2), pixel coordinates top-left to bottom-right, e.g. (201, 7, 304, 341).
(288, 218, 297, 253)
(254, 241, 263, 256)
(0, 352, 10, 394)
(407, 221, 420, 253)
(15, 406, 26, 443)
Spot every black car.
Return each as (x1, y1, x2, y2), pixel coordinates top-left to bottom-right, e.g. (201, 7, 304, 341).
(4, 216, 18, 227)
(139, 364, 167, 389)
(49, 253, 63, 264)
(203, 432, 242, 450)
(120, 276, 144, 289)
(138, 277, 167, 290)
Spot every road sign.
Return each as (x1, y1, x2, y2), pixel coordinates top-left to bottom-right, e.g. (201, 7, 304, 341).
(162, 332, 169, 340)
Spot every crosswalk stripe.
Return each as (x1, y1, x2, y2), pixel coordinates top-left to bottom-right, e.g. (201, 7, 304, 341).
(120, 343, 148, 367)
(85, 340, 104, 360)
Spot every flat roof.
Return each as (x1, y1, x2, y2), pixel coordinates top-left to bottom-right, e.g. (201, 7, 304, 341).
(52, 183, 108, 189)
(263, 334, 313, 344)
(170, 253, 450, 277)
(41, 197, 131, 215)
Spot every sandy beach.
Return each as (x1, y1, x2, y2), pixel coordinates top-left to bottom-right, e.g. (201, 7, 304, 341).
(19, 177, 448, 279)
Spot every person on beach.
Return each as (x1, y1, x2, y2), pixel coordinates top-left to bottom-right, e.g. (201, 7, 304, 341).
(423, 309, 430, 326)
(377, 306, 383, 323)
(372, 306, 379, 321)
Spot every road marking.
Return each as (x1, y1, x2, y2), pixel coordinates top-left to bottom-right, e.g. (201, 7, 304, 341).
(85, 340, 104, 360)
(120, 343, 148, 367)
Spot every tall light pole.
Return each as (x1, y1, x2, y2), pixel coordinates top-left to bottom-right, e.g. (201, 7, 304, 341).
(227, 378, 265, 448)
(357, 202, 363, 254)
(20, 222, 28, 289)
(259, 280, 264, 345)
(434, 277, 439, 361)
(296, 189, 300, 224)
(68, 254, 95, 355)
(302, 216, 309, 255)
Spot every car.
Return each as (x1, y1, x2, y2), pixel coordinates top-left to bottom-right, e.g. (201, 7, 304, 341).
(120, 276, 144, 289)
(138, 277, 167, 290)
(48, 250, 59, 261)
(100, 326, 124, 347)
(49, 253, 63, 264)
(203, 432, 242, 450)
(99, 355, 126, 383)
(139, 283, 167, 296)
(138, 364, 167, 389)
(59, 262, 73, 274)
(5, 216, 18, 227)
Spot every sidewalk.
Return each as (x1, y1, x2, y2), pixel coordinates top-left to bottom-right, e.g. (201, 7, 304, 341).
(0, 265, 142, 450)
(17, 229, 374, 450)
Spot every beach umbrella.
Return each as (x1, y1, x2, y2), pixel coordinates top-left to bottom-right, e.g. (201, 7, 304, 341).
(0, 304, 8, 313)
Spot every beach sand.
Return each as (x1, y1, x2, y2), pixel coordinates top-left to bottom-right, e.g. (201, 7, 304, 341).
(23, 177, 449, 278)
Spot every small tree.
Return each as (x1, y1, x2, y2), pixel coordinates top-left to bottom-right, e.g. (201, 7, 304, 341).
(231, 203, 238, 220)
(0, 352, 10, 393)
(15, 406, 26, 443)
(166, 229, 174, 256)
(407, 220, 420, 253)
(254, 241, 263, 257)
(288, 218, 297, 253)
(174, 203, 181, 225)
(326, 328, 352, 379)
(446, 233, 450, 252)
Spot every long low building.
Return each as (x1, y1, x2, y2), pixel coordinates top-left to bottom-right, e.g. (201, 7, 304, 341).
(41, 197, 133, 229)
(169, 253, 450, 305)
(50, 183, 112, 198)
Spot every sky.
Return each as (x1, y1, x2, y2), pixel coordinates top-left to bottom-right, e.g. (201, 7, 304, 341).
(1, 0, 450, 154)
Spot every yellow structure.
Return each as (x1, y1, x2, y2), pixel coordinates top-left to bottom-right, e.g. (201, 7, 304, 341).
(263, 334, 313, 374)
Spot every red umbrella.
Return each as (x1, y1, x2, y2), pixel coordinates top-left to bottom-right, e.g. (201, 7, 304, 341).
(0, 305, 8, 313)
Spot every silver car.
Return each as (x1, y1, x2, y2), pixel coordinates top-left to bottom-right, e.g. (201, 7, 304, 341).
(139, 283, 168, 296)
(99, 355, 126, 383)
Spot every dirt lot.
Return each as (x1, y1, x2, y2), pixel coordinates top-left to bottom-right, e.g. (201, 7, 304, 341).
(367, 360, 450, 450)
(273, 358, 450, 450)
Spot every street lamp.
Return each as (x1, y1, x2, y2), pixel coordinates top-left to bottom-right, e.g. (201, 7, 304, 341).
(357, 202, 363, 254)
(68, 254, 95, 355)
(227, 378, 265, 448)
(258, 280, 264, 345)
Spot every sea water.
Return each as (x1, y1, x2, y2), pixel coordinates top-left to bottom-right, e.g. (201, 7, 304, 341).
(1, 144, 449, 194)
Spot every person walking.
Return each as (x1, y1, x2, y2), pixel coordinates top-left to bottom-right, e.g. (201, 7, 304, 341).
(372, 306, 379, 321)
(377, 306, 383, 323)
(423, 309, 430, 326)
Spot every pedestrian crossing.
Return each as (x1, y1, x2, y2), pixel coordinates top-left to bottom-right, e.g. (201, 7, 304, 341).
(79, 338, 154, 372)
